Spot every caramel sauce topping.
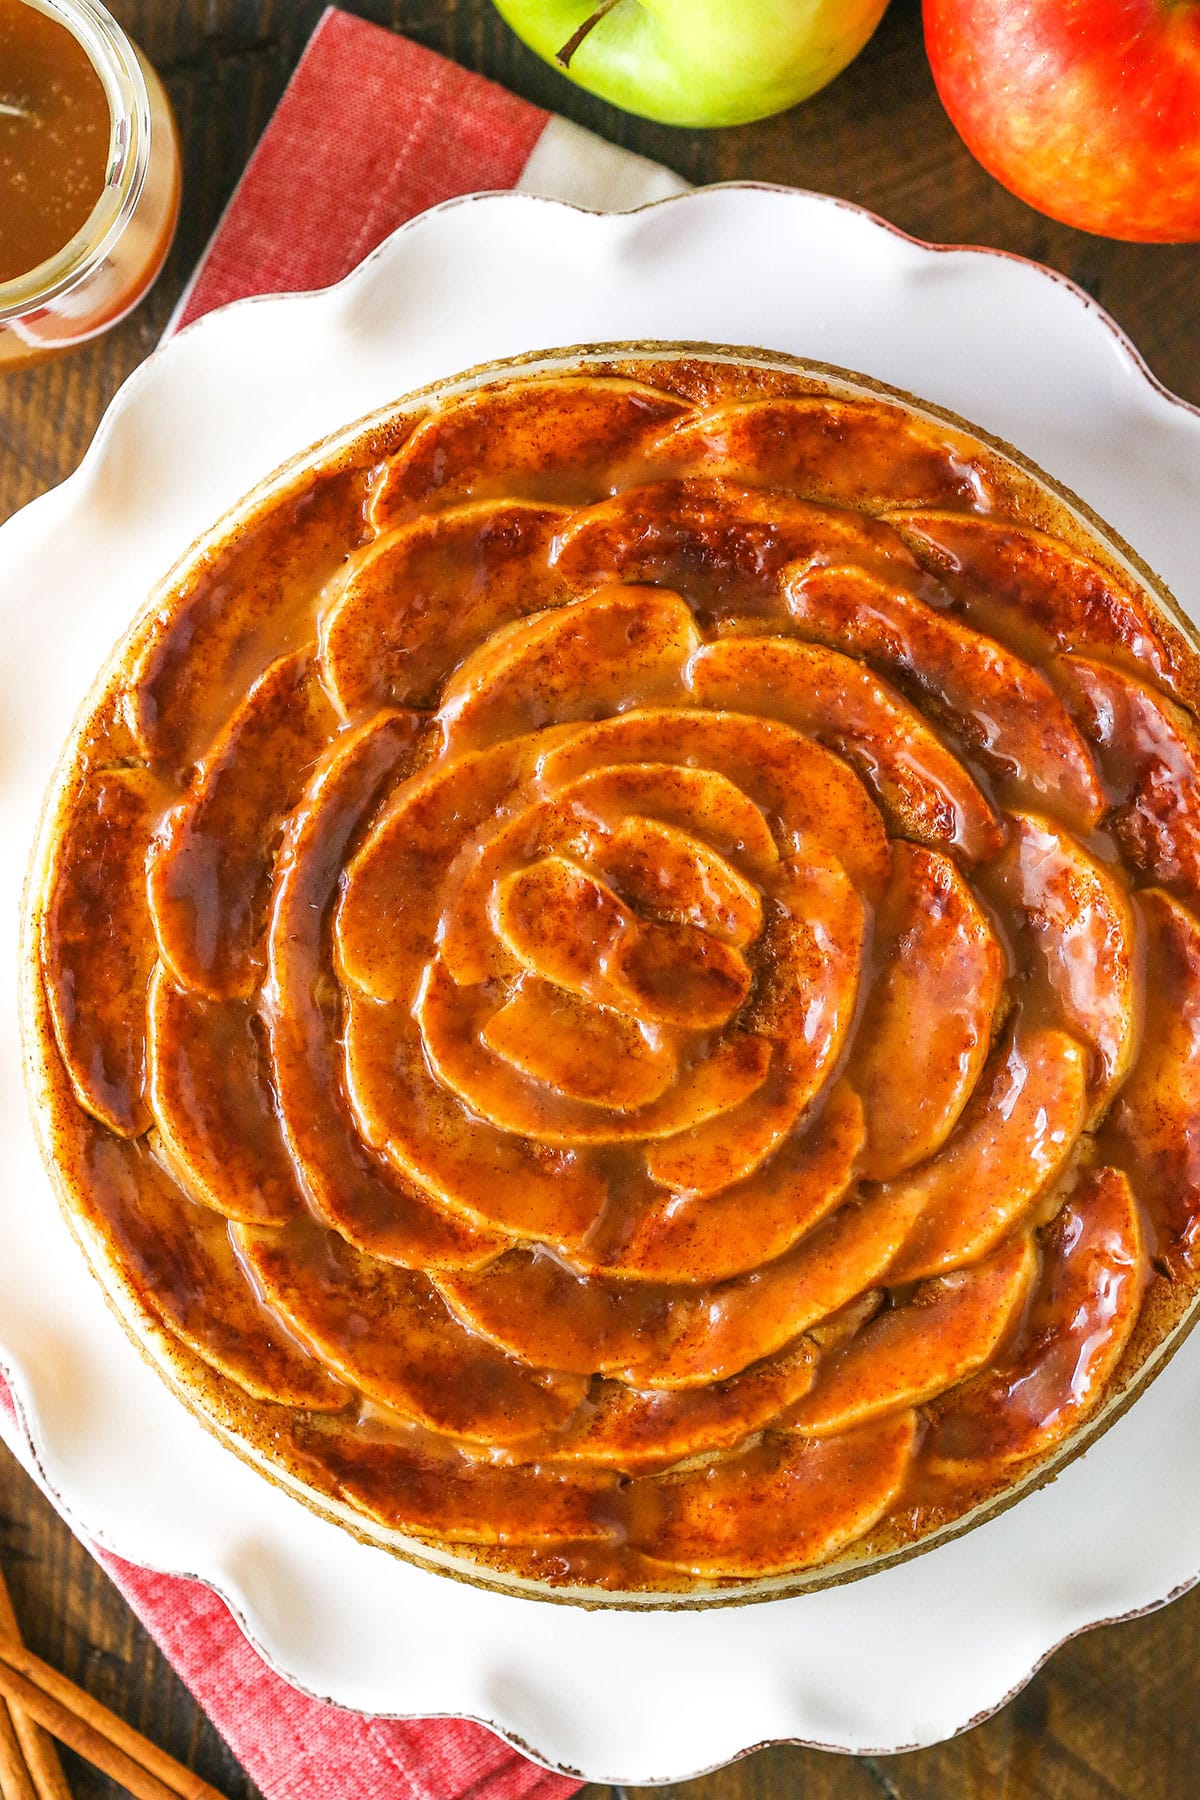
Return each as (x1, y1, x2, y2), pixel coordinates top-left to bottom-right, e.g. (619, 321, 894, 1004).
(31, 358, 1200, 1592)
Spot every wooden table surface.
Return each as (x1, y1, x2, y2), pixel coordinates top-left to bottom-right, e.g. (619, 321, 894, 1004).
(2, 3, 1199, 1796)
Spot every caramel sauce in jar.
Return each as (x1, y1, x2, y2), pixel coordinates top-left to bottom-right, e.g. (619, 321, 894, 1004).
(0, 0, 109, 281)
(0, 0, 179, 366)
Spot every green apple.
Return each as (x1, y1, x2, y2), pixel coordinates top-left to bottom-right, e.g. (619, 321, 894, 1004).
(492, 0, 891, 127)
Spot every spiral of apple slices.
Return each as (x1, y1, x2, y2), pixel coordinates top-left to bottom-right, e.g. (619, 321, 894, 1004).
(38, 362, 1200, 1593)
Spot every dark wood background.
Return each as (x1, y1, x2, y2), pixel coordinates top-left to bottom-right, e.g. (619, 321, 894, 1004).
(2, 2, 1199, 1795)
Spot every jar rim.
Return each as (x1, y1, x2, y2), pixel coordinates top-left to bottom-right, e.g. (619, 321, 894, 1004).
(0, 0, 152, 323)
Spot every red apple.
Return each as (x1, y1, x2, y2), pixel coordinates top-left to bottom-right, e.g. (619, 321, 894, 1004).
(924, 0, 1200, 242)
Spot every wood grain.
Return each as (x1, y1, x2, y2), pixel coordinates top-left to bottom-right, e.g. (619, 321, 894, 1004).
(2, 2, 1198, 1796)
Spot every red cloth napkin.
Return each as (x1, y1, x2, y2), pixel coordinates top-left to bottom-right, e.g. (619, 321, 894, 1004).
(169, 6, 685, 332)
(2, 11, 684, 1795)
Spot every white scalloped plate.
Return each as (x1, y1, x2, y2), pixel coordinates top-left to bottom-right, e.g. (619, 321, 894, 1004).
(2, 185, 1200, 1783)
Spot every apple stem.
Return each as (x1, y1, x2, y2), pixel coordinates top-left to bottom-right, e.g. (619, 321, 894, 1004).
(556, 0, 621, 68)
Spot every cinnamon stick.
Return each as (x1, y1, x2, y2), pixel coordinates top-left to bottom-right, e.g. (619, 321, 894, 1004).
(0, 1566, 69, 1800)
(0, 1701, 39, 1800)
(0, 1639, 227, 1800)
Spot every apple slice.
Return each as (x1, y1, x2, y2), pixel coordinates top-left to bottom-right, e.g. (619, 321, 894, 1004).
(435, 759, 778, 990)
(595, 815, 763, 945)
(644, 397, 997, 511)
(483, 977, 677, 1108)
(552, 478, 919, 618)
(288, 1414, 618, 1546)
(626, 1412, 917, 1578)
(415, 958, 768, 1142)
(147, 651, 338, 1000)
(849, 842, 1006, 1181)
(642, 1061, 809, 1196)
(435, 1247, 676, 1379)
(127, 460, 369, 778)
(433, 792, 581, 989)
(785, 563, 1105, 831)
(493, 855, 753, 1030)
(1107, 888, 1200, 1256)
(983, 812, 1138, 1112)
(437, 584, 699, 752)
(319, 500, 571, 715)
(785, 1235, 1035, 1437)
(490, 852, 626, 997)
(623, 1175, 922, 1382)
(436, 1180, 931, 1389)
(885, 1025, 1089, 1285)
(265, 713, 505, 1270)
(538, 709, 891, 898)
(688, 636, 1002, 862)
(335, 737, 535, 1004)
(343, 992, 608, 1248)
(643, 856, 864, 1192)
(928, 1167, 1145, 1474)
(589, 1083, 864, 1284)
(807, 1291, 886, 1351)
(629, 1177, 923, 1378)
(889, 510, 1180, 692)
(147, 968, 299, 1225)
(56, 1117, 348, 1411)
(614, 918, 760, 1031)
(1054, 654, 1200, 897)
(371, 376, 690, 528)
(545, 1341, 818, 1471)
(234, 1219, 587, 1447)
(547, 757, 781, 877)
(41, 765, 166, 1137)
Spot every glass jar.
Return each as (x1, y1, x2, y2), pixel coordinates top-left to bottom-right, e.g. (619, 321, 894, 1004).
(0, 0, 180, 368)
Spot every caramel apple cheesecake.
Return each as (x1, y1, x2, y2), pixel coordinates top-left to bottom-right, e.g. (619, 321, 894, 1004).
(23, 346, 1200, 1600)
